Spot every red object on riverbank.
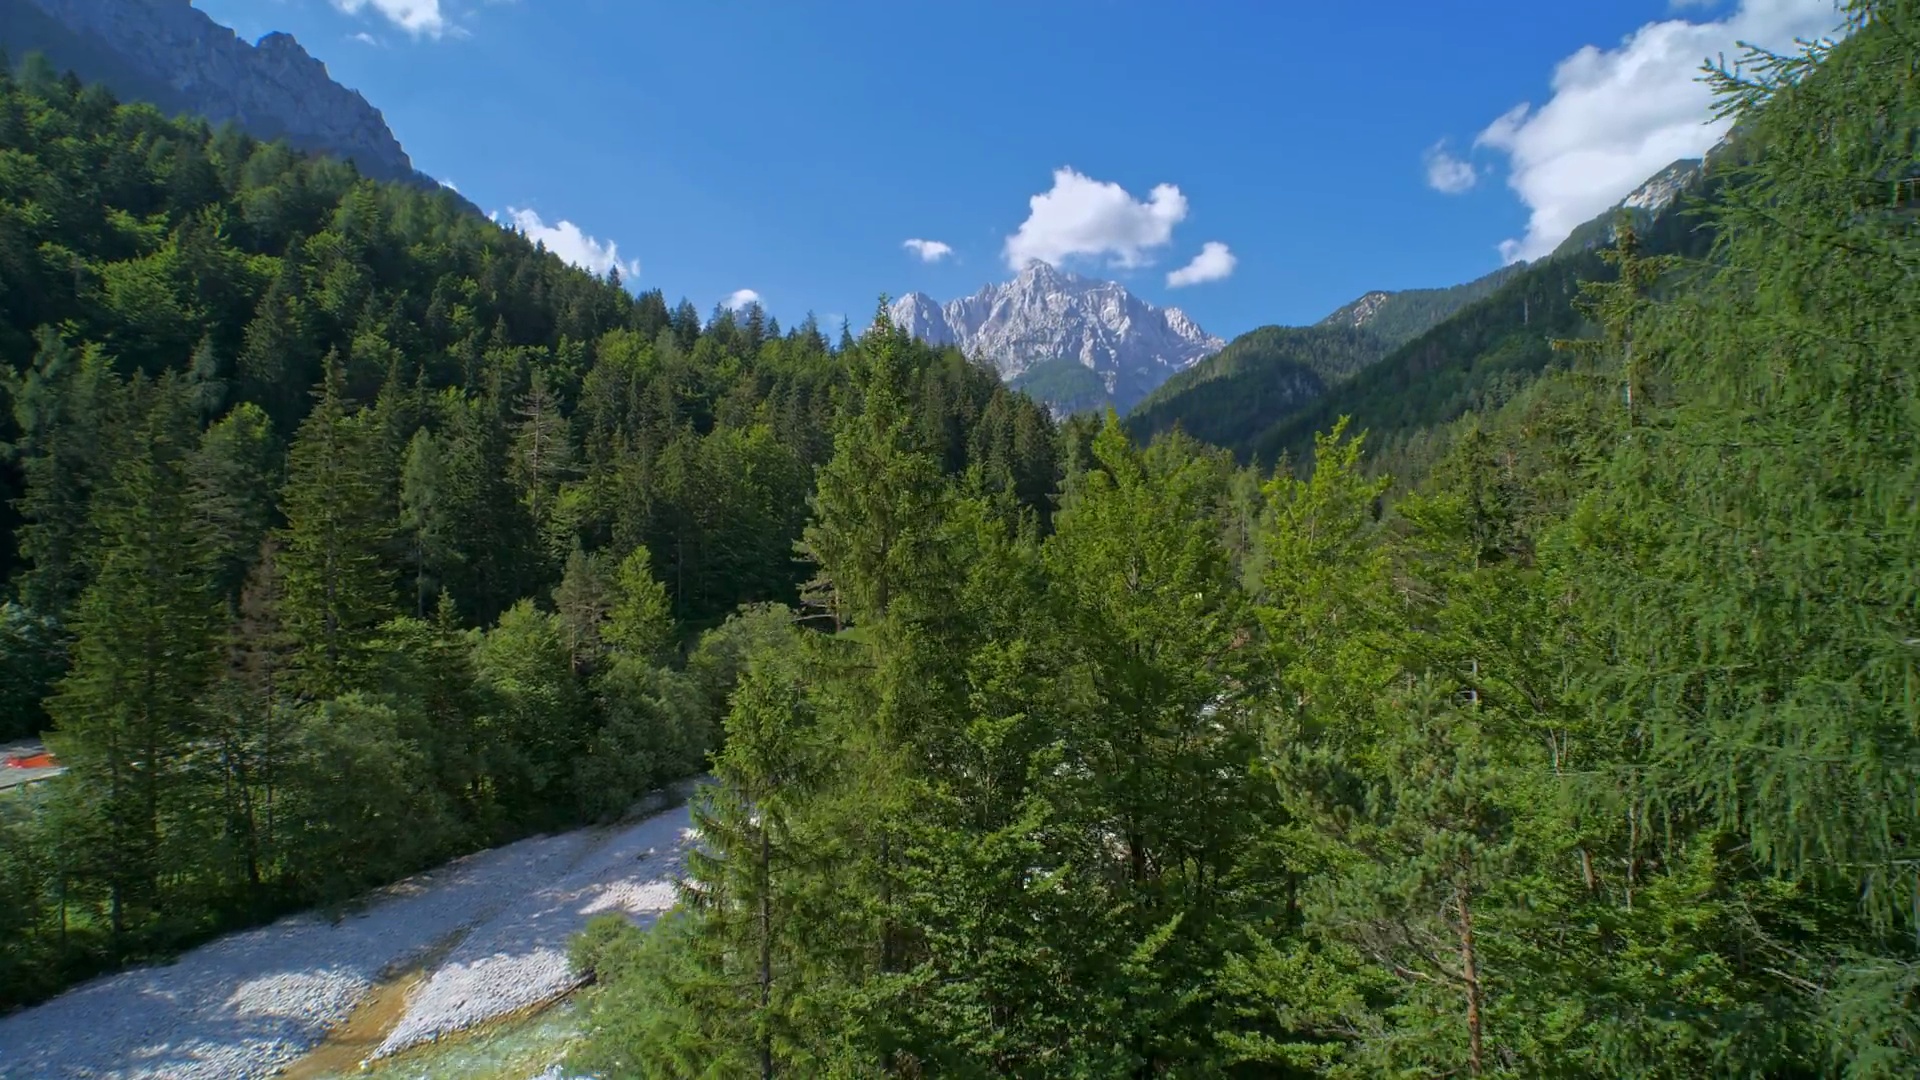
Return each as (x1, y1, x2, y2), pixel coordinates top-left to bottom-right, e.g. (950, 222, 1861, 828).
(4, 751, 57, 769)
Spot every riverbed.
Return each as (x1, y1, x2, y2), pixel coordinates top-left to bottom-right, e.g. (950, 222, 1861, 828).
(0, 783, 704, 1080)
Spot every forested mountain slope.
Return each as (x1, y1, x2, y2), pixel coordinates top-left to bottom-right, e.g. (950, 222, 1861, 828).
(1317, 262, 1523, 348)
(0, 55, 1057, 1009)
(1122, 323, 1385, 449)
(0, 0, 440, 192)
(1130, 148, 1726, 482)
(564, 3, 1920, 1075)
(1255, 162, 1728, 480)
(1132, 157, 1726, 481)
(1122, 266, 1516, 455)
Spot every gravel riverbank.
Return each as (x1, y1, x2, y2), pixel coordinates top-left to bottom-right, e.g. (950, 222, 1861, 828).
(0, 784, 703, 1080)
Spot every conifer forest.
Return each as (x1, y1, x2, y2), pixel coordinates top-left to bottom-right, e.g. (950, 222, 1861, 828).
(1, 1, 1917, 1076)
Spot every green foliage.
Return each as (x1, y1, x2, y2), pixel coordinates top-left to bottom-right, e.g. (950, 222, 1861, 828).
(0, 59, 1060, 1011)
(0, 600, 62, 739)
(1318, 264, 1524, 348)
(605, 545, 675, 663)
(575, 6, 1919, 1076)
(10, 10, 1917, 1078)
(276, 358, 395, 698)
(285, 692, 453, 904)
(1008, 356, 1109, 417)
(1124, 324, 1378, 451)
(43, 374, 220, 938)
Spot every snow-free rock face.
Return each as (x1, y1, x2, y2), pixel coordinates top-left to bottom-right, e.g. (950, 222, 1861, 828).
(889, 262, 1225, 414)
(1622, 158, 1704, 214)
(12, 0, 431, 188)
(1323, 290, 1392, 331)
(1551, 155, 1712, 259)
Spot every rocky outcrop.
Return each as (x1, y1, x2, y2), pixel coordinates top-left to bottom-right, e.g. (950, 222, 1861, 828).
(890, 262, 1224, 413)
(10, 0, 434, 189)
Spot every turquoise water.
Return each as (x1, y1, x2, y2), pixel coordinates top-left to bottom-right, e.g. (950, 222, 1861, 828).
(298, 998, 586, 1080)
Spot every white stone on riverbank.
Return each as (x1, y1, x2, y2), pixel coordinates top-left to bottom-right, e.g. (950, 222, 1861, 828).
(371, 806, 690, 1059)
(0, 785, 703, 1080)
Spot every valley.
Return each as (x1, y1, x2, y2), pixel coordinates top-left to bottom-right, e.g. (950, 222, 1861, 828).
(2, 0, 1913, 1076)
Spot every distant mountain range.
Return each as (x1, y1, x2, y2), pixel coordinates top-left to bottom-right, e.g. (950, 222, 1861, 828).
(890, 151, 1697, 423)
(890, 262, 1225, 415)
(1125, 151, 1730, 469)
(1123, 267, 1512, 452)
(1, 0, 457, 200)
(5, 0, 1732, 461)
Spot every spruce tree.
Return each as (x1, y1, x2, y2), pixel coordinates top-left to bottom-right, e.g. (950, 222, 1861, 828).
(1040, 414, 1261, 1072)
(275, 355, 395, 699)
(511, 366, 577, 562)
(191, 401, 279, 608)
(44, 374, 220, 941)
(681, 656, 819, 1077)
(398, 427, 455, 618)
(200, 540, 299, 900)
(7, 330, 118, 618)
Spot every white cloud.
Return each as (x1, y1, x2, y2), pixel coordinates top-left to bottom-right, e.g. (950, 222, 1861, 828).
(1003, 166, 1188, 272)
(439, 178, 458, 192)
(331, 0, 448, 39)
(501, 207, 640, 282)
(1166, 242, 1236, 288)
(350, 30, 383, 46)
(902, 238, 954, 262)
(1475, 0, 1844, 263)
(1423, 140, 1478, 194)
(724, 289, 763, 311)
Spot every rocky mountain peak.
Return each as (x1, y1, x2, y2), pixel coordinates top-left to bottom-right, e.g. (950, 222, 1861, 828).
(889, 263, 1225, 414)
(11, 0, 436, 190)
(1015, 260, 1064, 284)
(1326, 290, 1393, 330)
(1622, 158, 1703, 214)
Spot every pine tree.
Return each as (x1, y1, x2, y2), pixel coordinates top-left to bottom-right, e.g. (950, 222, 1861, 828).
(604, 544, 674, 664)
(43, 374, 220, 941)
(236, 258, 318, 432)
(552, 544, 616, 675)
(511, 366, 577, 561)
(398, 427, 455, 618)
(1554, 10, 1920, 1068)
(191, 401, 279, 607)
(1549, 213, 1679, 424)
(275, 356, 395, 699)
(691, 657, 815, 1078)
(795, 300, 948, 630)
(200, 540, 299, 900)
(7, 330, 119, 618)
(439, 389, 536, 624)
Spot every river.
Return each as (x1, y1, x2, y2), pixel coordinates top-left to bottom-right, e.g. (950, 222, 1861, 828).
(0, 782, 703, 1080)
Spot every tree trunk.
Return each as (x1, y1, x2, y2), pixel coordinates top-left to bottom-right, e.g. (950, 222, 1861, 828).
(1458, 882, 1484, 1076)
(879, 831, 897, 973)
(758, 811, 774, 1079)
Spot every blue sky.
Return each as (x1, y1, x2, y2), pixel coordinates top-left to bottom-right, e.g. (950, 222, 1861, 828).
(197, 0, 1846, 340)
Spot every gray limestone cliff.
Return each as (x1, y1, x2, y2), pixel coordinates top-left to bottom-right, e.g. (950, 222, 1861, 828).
(3, 0, 447, 194)
(890, 262, 1224, 414)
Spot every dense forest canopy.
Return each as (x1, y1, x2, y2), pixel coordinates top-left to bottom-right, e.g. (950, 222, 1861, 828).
(3, 0, 1918, 1076)
(0, 45, 1057, 1008)
(562, 3, 1919, 1076)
